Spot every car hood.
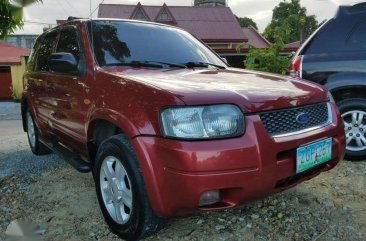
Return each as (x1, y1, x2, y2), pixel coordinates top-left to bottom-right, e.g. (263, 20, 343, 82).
(108, 68, 328, 113)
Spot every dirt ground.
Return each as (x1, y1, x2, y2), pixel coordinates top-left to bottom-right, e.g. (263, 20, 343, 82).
(0, 160, 365, 241)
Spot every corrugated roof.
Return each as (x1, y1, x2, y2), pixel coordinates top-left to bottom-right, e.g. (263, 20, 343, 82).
(284, 41, 301, 50)
(242, 27, 270, 49)
(57, 20, 67, 25)
(98, 4, 247, 41)
(0, 42, 30, 65)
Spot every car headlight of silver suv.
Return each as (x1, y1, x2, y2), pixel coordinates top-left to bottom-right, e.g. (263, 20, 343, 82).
(160, 104, 245, 139)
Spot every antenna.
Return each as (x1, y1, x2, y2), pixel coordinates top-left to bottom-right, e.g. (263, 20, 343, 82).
(90, 0, 92, 18)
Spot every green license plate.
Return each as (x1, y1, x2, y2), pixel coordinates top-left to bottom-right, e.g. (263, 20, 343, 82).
(296, 138, 332, 174)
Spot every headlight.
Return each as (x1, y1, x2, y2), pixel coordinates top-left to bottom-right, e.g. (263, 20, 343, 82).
(160, 104, 245, 139)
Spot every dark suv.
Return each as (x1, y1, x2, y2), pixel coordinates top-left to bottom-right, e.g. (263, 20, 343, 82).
(23, 18, 345, 240)
(290, 3, 366, 161)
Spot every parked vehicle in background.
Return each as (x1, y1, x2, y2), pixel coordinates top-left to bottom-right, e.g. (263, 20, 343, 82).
(22, 18, 345, 240)
(290, 2, 366, 161)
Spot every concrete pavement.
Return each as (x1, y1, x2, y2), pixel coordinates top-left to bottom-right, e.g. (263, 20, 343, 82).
(0, 102, 65, 178)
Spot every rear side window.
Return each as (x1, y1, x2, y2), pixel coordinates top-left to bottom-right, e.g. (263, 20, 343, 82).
(299, 20, 334, 55)
(35, 31, 57, 72)
(301, 18, 366, 54)
(28, 37, 41, 71)
(56, 27, 80, 62)
(347, 21, 366, 50)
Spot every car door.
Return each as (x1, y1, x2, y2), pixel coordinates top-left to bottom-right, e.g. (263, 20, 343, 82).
(47, 25, 89, 152)
(26, 31, 57, 129)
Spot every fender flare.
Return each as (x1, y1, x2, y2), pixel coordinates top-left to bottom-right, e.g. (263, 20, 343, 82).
(21, 93, 45, 135)
(325, 72, 366, 92)
(86, 108, 141, 140)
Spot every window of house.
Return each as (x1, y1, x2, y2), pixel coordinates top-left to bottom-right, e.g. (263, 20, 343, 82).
(56, 27, 80, 62)
(133, 9, 148, 20)
(35, 31, 57, 72)
(157, 9, 172, 21)
(26, 39, 33, 49)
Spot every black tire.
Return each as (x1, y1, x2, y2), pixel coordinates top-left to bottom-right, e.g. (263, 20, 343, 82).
(93, 134, 165, 240)
(26, 110, 52, 155)
(338, 98, 366, 161)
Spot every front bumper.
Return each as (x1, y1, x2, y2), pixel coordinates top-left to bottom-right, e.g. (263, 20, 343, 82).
(131, 102, 345, 217)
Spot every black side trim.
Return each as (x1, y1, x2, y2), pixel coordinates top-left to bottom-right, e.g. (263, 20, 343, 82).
(40, 138, 91, 173)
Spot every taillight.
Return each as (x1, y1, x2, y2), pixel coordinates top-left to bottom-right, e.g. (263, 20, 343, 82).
(289, 55, 303, 78)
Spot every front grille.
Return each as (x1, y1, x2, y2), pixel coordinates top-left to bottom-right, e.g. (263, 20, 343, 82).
(259, 102, 330, 137)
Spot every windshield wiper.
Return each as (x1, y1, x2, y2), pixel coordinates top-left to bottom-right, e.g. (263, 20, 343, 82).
(143, 60, 187, 69)
(104, 61, 163, 68)
(184, 62, 226, 69)
(104, 60, 187, 69)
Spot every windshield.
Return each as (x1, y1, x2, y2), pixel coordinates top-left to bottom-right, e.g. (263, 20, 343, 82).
(88, 20, 225, 68)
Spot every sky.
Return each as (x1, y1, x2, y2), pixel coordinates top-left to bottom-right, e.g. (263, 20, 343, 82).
(16, 0, 364, 34)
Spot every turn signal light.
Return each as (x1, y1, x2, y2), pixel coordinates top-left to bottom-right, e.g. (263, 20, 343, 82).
(289, 55, 303, 78)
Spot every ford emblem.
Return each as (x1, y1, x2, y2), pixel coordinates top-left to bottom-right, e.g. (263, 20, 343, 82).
(296, 112, 310, 124)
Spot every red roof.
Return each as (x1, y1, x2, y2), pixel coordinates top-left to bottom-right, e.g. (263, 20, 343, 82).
(242, 27, 270, 49)
(284, 41, 301, 51)
(0, 42, 30, 65)
(98, 4, 247, 42)
(57, 20, 67, 25)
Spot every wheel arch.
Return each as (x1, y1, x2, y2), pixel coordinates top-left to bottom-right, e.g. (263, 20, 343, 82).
(21, 93, 39, 132)
(328, 85, 366, 103)
(86, 109, 142, 163)
(86, 112, 164, 216)
(324, 73, 366, 103)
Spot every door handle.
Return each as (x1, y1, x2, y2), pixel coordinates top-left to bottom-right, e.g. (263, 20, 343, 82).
(47, 84, 56, 92)
(27, 78, 36, 87)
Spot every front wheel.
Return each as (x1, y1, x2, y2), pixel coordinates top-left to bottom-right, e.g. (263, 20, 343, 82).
(338, 98, 366, 161)
(94, 134, 164, 240)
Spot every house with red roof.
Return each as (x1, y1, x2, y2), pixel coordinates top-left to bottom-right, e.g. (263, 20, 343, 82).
(284, 41, 302, 52)
(0, 42, 30, 99)
(242, 26, 271, 49)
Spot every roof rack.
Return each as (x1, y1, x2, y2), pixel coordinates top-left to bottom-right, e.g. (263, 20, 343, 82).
(67, 16, 83, 21)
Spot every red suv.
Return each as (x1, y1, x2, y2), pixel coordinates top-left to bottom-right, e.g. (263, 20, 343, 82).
(22, 19, 345, 240)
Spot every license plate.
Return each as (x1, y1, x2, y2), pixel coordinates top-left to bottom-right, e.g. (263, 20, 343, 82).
(296, 138, 332, 174)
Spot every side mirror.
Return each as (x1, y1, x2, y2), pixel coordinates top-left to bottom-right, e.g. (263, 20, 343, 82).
(49, 53, 78, 75)
(221, 57, 228, 65)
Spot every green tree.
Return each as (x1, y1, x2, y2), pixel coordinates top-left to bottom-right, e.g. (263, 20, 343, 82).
(0, 0, 42, 39)
(235, 16, 258, 29)
(263, 0, 317, 43)
(237, 23, 291, 74)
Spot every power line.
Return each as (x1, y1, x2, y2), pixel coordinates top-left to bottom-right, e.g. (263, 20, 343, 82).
(88, 0, 105, 18)
(57, 0, 71, 18)
(65, 0, 82, 16)
(24, 21, 56, 26)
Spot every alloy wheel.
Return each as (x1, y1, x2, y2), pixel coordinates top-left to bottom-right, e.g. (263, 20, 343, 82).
(27, 112, 36, 148)
(342, 110, 366, 151)
(99, 156, 133, 224)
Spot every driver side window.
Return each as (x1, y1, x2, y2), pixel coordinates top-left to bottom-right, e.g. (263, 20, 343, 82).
(56, 27, 80, 62)
(35, 31, 57, 72)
